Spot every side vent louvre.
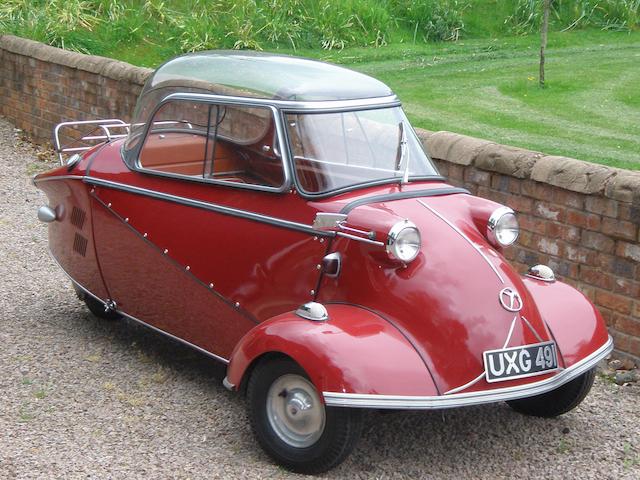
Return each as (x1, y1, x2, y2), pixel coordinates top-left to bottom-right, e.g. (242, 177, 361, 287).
(73, 233, 88, 257)
(70, 206, 86, 229)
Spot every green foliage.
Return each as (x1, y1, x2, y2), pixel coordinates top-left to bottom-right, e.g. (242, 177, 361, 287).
(504, 0, 640, 35)
(389, 0, 468, 42)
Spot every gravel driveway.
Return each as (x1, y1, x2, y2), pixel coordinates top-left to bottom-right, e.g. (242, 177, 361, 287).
(0, 117, 638, 479)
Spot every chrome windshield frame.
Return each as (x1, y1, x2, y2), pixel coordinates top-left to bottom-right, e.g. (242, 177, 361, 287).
(278, 104, 443, 199)
(123, 92, 442, 198)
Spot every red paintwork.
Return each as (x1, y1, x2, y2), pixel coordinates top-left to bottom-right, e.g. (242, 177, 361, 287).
(226, 304, 438, 397)
(35, 136, 610, 400)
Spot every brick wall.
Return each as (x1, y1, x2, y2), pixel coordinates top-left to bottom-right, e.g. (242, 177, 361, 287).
(0, 35, 151, 146)
(2, 35, 639, 359)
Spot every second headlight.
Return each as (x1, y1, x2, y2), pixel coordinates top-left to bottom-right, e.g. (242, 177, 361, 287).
(487, 206, 519, 247)
(387, 220, 421, 263)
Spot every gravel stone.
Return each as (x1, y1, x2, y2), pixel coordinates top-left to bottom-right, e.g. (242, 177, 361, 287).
(0, 116, 638, 479)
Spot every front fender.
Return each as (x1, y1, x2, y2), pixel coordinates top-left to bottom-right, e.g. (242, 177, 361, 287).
(225, 304, 438, 398)
(523, 277, 611, 366)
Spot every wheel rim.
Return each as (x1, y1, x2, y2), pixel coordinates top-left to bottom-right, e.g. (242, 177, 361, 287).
(266, 374, 326, 448)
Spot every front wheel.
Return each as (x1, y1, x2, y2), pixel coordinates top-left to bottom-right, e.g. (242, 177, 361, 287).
(507, 368, 596, 418)
(247, 357, 363, 474)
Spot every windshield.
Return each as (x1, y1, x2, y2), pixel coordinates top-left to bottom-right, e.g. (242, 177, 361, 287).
(286, 107, 438, 194)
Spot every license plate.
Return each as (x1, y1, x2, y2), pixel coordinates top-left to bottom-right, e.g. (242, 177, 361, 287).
(483, 341, 558, 383)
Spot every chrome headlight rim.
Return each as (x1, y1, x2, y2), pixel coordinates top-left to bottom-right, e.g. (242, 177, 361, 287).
(487, 206, 519, 247)
(386, 219, 421, 263)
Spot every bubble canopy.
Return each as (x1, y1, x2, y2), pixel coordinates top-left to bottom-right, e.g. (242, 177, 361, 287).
(124, 51, 398, 160)
(140, 50, 394, 102)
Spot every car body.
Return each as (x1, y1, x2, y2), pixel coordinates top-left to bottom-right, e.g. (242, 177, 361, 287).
(35, 51, 613, 473)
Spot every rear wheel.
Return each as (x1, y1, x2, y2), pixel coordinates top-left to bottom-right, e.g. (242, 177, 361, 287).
(73, 284, 121, 321)
(507, 368, 596, 418)
(247, 357, 363, 474)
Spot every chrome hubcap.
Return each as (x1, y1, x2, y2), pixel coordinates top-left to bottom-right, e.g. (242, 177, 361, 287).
(266, 374, 325, 448)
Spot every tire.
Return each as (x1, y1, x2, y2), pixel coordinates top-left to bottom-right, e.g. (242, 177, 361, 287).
(247, 357, 363, 474)
(73, 285, 121, 321)
(507, 368, 596, 418)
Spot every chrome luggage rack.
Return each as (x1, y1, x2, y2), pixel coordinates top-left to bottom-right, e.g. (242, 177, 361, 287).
(53, 119, 130, 165)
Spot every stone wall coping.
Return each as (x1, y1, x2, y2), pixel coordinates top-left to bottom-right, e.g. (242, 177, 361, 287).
(2, 34, 638, 204)
(420, 129, 640, 203)
(0, 35, 152, 85)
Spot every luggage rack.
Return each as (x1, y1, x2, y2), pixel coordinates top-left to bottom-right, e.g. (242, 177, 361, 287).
(53, 119, 195, 165)
(53, 119, 130, 165)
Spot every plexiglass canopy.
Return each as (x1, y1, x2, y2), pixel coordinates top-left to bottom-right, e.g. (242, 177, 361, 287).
(141, 50, 394, 102)
(125, 51, 397, 160)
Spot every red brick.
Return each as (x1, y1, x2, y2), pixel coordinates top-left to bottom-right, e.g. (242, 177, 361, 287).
(546, 222, 580, 243)
(566, 209, 601, 231)
(491, 174, 520, 194)
(633, 302, 640, 319)
(507, 195, 534, 214)
(553, 190, 584, 209)
(611, 330, 631, 352)
(581, 231, 615, 253)
(580, 266, 615, 290)
(448, 164, 465, 180)
(595, 289, 632, 315)
(602, 218, 637, 241)
(612, 278, 640, 298)
(585, 196, 618, 218)
(547, 258, 578, 279)
(565, 245, 597, 265)
(576, 283, 595, 301)
(536, 237, 562, 256)
(615, 242, 640, 263)
(534, 202, 565, 221)
(612, 315, 640, 338)
(521, 180, 553, 200)
(518, 214, 547, 234)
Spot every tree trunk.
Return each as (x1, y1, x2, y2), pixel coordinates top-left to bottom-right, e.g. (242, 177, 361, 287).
(540, 0, 551, 87)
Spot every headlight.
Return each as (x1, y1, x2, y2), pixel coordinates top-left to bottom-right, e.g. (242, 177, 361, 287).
(387, 220, 421, 263)
(487, 207, 519, 247)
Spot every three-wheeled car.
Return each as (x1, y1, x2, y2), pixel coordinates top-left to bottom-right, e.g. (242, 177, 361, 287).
(35, 51, 613, 473)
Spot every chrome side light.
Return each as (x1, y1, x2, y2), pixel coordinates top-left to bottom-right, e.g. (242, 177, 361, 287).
(66, 153, 82, 169)
(526, 264, 556, 282)
(487, 207, 519, 247)
(387, 220, 421, 263)
(37, 205, 57, 223)
(296, 302, 329, 322)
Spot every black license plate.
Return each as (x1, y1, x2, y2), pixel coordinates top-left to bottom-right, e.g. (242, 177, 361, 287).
(483, 341, 558, 383)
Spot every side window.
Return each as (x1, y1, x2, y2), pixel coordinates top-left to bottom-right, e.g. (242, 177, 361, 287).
(138, 100, 285, 188)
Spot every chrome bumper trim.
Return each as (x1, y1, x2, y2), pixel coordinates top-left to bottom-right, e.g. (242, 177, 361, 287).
(322, 336, 613, 410)
(222, 377, 235, 391)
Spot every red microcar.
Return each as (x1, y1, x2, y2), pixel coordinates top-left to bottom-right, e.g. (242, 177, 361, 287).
(35, 51, 613, 473)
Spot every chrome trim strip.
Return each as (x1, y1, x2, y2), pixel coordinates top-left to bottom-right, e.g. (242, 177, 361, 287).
(444, 372, 485, 396)
(47, 249, 230, 365)
(84, 177, 333, 237)
(418, 200, 505, 284)
(444, 314, 518, 395)
(322, 336, 613, 409)
(340, 187, 470, 215)
(117, 309, 229, 364)
(521, 316, 544, 343)
(165, 92, 401, 113)
(335, 231, 384, 246)
(502, 315, 519, 349)
(33, 175, 86, 184)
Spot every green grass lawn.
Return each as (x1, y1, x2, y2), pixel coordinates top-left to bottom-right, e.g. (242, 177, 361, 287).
(315, 30, 640, 170)
(1, 1, 638, 169)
